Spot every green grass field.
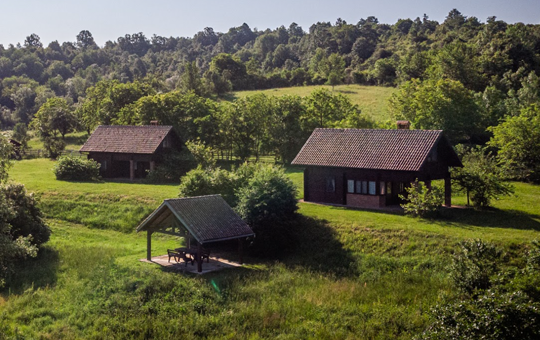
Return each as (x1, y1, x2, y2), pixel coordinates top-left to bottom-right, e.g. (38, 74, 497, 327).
(232, 84, 397, 122)
(26, 131, 89, 151)
(1, 159, 539, 338)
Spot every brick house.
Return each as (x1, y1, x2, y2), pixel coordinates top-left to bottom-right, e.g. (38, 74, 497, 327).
(80, 125, 184, 180)
(291, 127, 462, 209)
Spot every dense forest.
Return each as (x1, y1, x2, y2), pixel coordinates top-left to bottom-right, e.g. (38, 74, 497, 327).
(2, 9, 540, 170)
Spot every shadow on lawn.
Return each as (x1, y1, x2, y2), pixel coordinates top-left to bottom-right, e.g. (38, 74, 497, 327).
(1, 246, 59, 296)
(438, 206, 540, 231)
(284, 215, 358, 277)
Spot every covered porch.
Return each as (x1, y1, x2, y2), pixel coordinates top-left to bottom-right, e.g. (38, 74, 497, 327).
(136, 195, 255, 273)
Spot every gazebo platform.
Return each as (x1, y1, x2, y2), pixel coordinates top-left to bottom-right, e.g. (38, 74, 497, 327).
(140, 254, 242, 274)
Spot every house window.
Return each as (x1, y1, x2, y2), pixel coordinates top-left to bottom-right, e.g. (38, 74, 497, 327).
(369, 181, 376, 195)
(326, 177, 335, 193)
(386, 182, 392, 195)
(347, 180, 354, 193)
(101, 160, 107, 171)
(380, 181, 385, 195)
(362, 181, 368, 194)
(399, 182, 405, 193)
(163, 136, 170, 148)
(134, 161, 138, 170)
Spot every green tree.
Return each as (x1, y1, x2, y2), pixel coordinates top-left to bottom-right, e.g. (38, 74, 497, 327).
(389, 78, 481, 142)
(399, 180, 443, 217)
(452, 146, 514, 207)
(303, 88, 361, 129)
(488, 104, 540, 183)
(12, 122, 29, 152)
(32, 97, 77, 139)
(179, 62, 206, 97)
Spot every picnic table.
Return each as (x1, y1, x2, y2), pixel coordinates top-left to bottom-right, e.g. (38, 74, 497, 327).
(168, 247, 211, 266)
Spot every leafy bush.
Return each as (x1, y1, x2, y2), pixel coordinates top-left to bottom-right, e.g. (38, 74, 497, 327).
(452, 145, 514, 207)
(449, 239, 502, 294)
(420, 290, 540, 340)
(53, 156, 101, 181)
(145, 149, 195, 184)
(179, 163, 299, 256)
(185, 140, 216, 169)
(399, 180, 443, 217)
(0, 182, 50, 287)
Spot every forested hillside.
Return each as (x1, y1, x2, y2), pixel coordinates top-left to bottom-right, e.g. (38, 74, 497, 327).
(2, 8, 540, 165)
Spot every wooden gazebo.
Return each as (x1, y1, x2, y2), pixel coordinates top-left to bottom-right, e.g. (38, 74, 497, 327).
(136, 195, 255, 272)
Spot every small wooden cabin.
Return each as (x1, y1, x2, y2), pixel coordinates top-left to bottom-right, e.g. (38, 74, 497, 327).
(80, 125, 183, 180)
(291, 128, 462, 209)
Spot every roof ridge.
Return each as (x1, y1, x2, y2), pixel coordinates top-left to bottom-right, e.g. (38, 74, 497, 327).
(166, 194, 222, 201)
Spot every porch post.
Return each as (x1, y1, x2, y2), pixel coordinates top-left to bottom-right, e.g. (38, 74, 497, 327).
(130, 160, 135, 181)
(425, 180, 432, 190)
(146, 230, 152, 261)
(238, 238, 244, 264)
(197, 242, 203, 273)
(150, 161, 155, 172)
(444, 177, 452, 207)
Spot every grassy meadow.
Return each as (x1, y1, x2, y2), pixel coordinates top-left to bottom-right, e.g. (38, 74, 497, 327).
(1, 159, 539, 338)
(231, 84, 397, 122)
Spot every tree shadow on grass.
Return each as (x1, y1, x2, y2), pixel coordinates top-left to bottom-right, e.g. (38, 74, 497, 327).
(437, 206, 540, 231)
(1, 245, 59, 296)
(282, 215, 358, 277)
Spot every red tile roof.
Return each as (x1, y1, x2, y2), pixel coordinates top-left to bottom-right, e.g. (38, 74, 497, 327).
(137, 195, 255, 244)
(292, 128, 450, 171)
(80, 125, 173, 154)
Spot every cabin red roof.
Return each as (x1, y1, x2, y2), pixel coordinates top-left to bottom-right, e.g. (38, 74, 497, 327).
(80, 125, 173, 154)
(292, 128, 460, 171)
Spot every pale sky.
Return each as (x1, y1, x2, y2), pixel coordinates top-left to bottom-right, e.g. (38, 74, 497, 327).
(1, 0, 539, 47)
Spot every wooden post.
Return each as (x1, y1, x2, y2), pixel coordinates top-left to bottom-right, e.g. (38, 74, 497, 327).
(130, 160, 135, 181)
(197, 242, 203, 273)
(147, 230, 152, 261)
(150, 161, 155, 172)
(238, 238, 244, 264)
(444, 177, 452, 207)
(425, 180, 432, 190)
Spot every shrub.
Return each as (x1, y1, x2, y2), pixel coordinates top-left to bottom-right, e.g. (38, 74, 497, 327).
(53, 156, 101, 181)
(235, 165, 298, 227)
(449, 239, 502, 294)
(0, 183, 49, 287)
(145, 149, 195, 184)
(420, 290, 540, 340)
(452, 146, 514, 207)
(178, 166, 237, 205)
(399, 180, 443, 217)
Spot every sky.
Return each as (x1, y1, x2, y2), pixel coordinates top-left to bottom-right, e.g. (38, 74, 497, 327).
(1, 0, 539, 47)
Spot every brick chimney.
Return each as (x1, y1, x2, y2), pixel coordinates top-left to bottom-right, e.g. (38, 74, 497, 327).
(397, 120, 410, 130)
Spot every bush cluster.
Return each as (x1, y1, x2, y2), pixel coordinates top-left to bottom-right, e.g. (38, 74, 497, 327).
(419, 239, 540, 339)
(0, 182, 50, 287)
(400, 180, 443, 217)
(53, 156, 101, 181)
(179, 163, 298, 256)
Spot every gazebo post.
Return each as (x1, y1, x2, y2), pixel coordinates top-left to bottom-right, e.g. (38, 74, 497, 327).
(197, 242, 203, 273)
(444, 176, 452, 207)
(238, 238, 244, 264)
(146, 230, 152, 261)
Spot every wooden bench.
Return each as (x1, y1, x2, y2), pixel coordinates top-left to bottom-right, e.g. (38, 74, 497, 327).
(167, 249, 194, 266)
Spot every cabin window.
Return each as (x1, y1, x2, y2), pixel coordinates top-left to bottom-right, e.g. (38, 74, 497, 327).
(399, 182, 405, 193)
(362, 181, 368, 194)
(101, 160, 107, 171)
(386, 182, 392, 194)
(368, 181, 376, 195)
(163, 136, 170, 148)
(134, 161, 138, 170)
(347, 180, 355, 193)
(325, 177, 335, 193)
(380, 181, 385, 195)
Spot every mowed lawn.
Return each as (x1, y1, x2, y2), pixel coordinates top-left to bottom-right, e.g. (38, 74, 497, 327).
(1, 159, 540, 339)
(232, 84, 397, 122)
